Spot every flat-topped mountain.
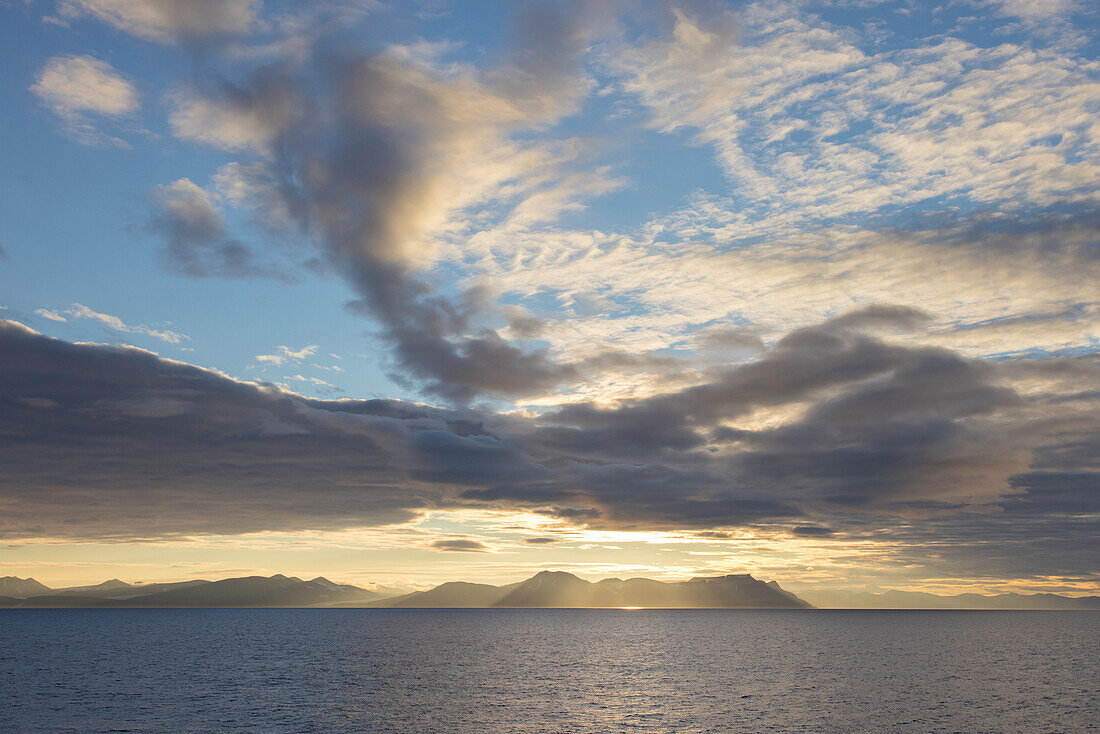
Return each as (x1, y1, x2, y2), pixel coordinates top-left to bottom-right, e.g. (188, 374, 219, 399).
(375, 571, 813, 609)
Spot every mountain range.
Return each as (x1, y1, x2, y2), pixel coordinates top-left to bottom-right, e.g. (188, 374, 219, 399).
(370, 571, 811, 608)
(0, 575, 384, 608)
(0, 572, 808, 609)
(2, 573, 1097, 609)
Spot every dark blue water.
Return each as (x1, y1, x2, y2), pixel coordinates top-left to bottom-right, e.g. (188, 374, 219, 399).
(1, 610, 1096, 733)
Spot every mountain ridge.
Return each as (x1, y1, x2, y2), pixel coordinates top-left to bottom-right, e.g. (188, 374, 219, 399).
(374, 571, 813, 609)
(0, 574, 383, 608)
(0, 576, 52, 597)
(2, 574, 1096, 609)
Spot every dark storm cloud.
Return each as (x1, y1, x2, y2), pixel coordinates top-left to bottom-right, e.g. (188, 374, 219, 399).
(407, 428, 546, 486)
(0, 320, 435, 539)
(532, 306, 936, 459)
(721, 347, 1023, 508)
(464, 461, 804, 530)
(831, 507, 1100, 584)
(2, 307, 1097, 559)
(462, 307, 1051, 528)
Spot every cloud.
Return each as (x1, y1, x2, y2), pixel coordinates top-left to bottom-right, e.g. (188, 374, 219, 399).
(791, 526, 835, 537)
(374, 3, 1094, 410)
(59, 303, 187, 344)
(149, 178, 284, 279)
(463, 306, 1035, 529)
(605, 2, 1100, 224)
(30, 55, 137, 115)
(255, 344, 317, 366)
(3, 306, 1092, 565)
(431, 539, 492, 552)
(58, 0, 258, 42)
(988, 0, 1081, 21)
(460, 205, 1099, 400)
(158, 1, 614, 403)
(285, 374, 341, 395)
(0, 319, 436, 539)
(34, 308, 68, 322)
(692, 326, 766, 355)
(30, 55, 138, 146)
(168, 67, 299, 152)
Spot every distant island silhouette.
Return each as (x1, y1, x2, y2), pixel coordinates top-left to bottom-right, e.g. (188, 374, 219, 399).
(369, 571, 811, 609)
(1, 572, 1096, 609)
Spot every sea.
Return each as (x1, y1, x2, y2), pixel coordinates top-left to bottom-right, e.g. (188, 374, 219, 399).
(1, 609, 1096, 733)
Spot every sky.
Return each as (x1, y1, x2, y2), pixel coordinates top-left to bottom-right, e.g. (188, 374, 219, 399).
(0, 0, 1097, 595)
